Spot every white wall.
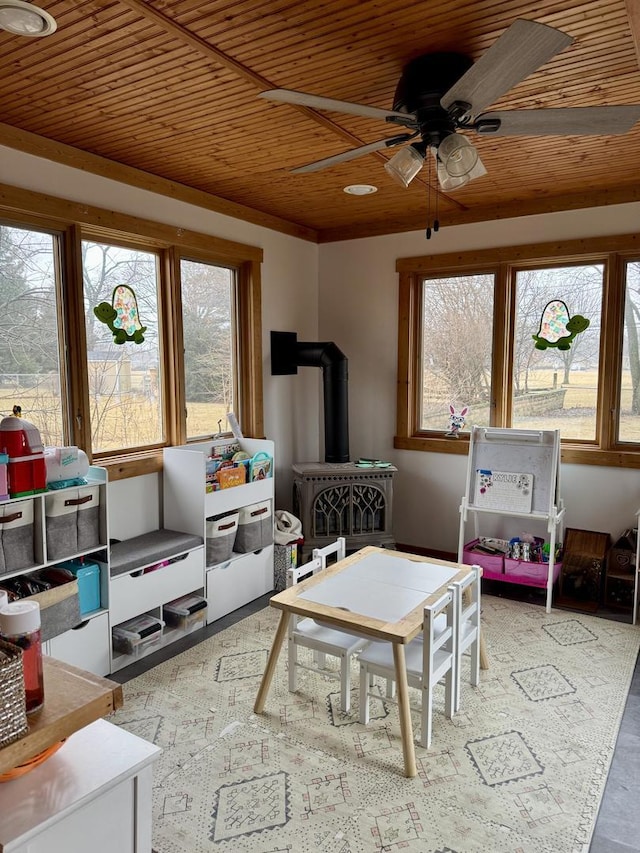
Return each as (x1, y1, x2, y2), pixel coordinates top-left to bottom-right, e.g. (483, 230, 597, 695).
(0, 145, 321, 536)
(319, 203, 640, 553)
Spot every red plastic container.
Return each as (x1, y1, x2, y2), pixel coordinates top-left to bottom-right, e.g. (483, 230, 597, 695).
(0, 417, 47, 498)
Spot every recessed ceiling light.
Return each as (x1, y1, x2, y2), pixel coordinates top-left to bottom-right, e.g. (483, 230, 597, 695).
(343, 184, 378, 195)
(0, 0, 57, 36)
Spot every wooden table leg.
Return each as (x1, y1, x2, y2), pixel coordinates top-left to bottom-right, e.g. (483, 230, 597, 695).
(392, 642, 417, 778)
(479, 630, 489, 670)
(254, 610, 289, 714)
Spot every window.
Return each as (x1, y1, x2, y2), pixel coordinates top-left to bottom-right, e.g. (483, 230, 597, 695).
(511, 264, 603, 441)
(0, 224, 65, 444)
(620, 259, 640, 443)
(180, 258, 235, 441)
(420, 274, 494, 430)
(82, 240, 164, 453)
(396, 236, 640, 467)
(0, 186, 264, 479)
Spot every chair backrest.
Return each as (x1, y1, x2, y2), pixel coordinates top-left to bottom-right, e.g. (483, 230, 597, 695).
(456, 564, 481, 630)
(311, 536, 346, 569)
(287, 556, 323, 588)
(423, 587, 456, 661)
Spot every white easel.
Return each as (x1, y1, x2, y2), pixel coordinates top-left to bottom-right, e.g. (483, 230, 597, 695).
(458, 427, 565, 613)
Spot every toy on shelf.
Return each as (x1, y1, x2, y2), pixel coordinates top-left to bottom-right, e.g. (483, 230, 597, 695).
(44, 446, 90, 489)
(0, 414, 47, 498)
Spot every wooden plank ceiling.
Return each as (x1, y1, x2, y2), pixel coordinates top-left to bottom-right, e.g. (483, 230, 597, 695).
(1, 0, 640, 242)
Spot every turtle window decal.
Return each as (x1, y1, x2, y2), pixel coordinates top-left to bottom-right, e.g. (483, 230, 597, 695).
(532, 299, 590, 351)
(94, 285, 147, 345)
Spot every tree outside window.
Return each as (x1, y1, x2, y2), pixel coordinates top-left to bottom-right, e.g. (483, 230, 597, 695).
(0, 225, 64, 444)
(82, 240, 164, 453)
(420, 274, 494, 431)
(620, 260, 640, 442)
(180, 259, 236, 440)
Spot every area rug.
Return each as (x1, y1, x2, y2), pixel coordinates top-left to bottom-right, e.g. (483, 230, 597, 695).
(109, 596, 640, 853)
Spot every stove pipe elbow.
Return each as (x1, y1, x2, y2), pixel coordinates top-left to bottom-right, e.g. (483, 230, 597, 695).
(271, 331, 350, 463)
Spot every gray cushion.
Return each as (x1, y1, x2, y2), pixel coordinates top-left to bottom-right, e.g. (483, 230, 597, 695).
(110, 529, 204, 577)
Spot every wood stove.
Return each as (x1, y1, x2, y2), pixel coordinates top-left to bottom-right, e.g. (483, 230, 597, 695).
(293, 462, 397, 557)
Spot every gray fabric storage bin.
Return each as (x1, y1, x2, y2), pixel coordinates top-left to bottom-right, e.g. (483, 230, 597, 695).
(234, 501, 273, 554)
(45, 485, 100, 560)
(0, 499, 35, 574)
(206, 512, 239, 567)
(30, 581, 82, 642)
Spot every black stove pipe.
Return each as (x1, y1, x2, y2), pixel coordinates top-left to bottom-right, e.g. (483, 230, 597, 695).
(271, 330, 349, 463)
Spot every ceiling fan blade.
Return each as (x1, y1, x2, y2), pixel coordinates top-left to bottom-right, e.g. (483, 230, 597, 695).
(259, 88, 415, 123)
(441, 19, 574, 117)
(291, 135, 413, 174)
(476, 105, 640, 135)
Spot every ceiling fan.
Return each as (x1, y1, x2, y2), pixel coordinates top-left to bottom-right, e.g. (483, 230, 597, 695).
(259, 18, 640, 194)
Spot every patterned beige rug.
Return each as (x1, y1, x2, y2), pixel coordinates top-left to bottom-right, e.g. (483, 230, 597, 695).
(109, 595, 640, 853)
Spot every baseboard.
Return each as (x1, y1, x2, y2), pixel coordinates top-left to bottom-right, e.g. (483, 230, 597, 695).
(395, 543, 457, 562)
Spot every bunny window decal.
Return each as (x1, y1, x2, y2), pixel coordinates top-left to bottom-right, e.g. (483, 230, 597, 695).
(446, 405, 468, 438)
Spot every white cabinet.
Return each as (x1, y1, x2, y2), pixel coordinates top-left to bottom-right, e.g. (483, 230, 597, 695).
(2, 444, 276, 675)
(206, 548, 273, 622)
(164, 439, 275, 623)
(109, 548, 204, 625)
(0, 466, 111, 671)
(48, 612, 111, 676)
(0, 466, 108, 577)
(0, 719, 160, 853)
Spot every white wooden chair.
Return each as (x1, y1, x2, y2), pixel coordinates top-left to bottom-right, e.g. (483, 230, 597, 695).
(453, 563, 481, 712)
(288, 537, 366, 712)
(312, 536, 347, 569)
(358, 587, 457, 748)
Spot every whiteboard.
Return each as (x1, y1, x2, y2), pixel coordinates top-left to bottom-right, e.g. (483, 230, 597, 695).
(466, 427, 560, 516)
(473, 470, 533, 513)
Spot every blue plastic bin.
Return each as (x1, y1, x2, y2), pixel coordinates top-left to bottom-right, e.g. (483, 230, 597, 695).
(55, 559, 101, 615)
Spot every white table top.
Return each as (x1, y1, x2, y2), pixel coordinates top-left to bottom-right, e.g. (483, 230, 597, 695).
(299, 551, 460, 622)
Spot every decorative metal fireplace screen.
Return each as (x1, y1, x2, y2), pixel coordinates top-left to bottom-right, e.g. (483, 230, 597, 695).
(292, 462, 396, 556)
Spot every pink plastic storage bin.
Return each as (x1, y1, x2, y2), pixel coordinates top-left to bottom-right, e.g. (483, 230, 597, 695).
(462, 539, 504, 580)
(504, 557, 562, 587)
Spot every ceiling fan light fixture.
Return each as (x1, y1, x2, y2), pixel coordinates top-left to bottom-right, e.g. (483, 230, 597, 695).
(438, 133, 478, 177)
(436, 163, 470, 192)
(0, 0, 56, 35)
(384, 144, 424, 187)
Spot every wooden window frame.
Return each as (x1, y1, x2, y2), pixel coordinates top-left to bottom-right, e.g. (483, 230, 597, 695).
(395, 232, 640, 468)
(0, 183, 264, 481)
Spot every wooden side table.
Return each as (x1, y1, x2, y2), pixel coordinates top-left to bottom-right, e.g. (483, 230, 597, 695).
(0, 656, 123, 775)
